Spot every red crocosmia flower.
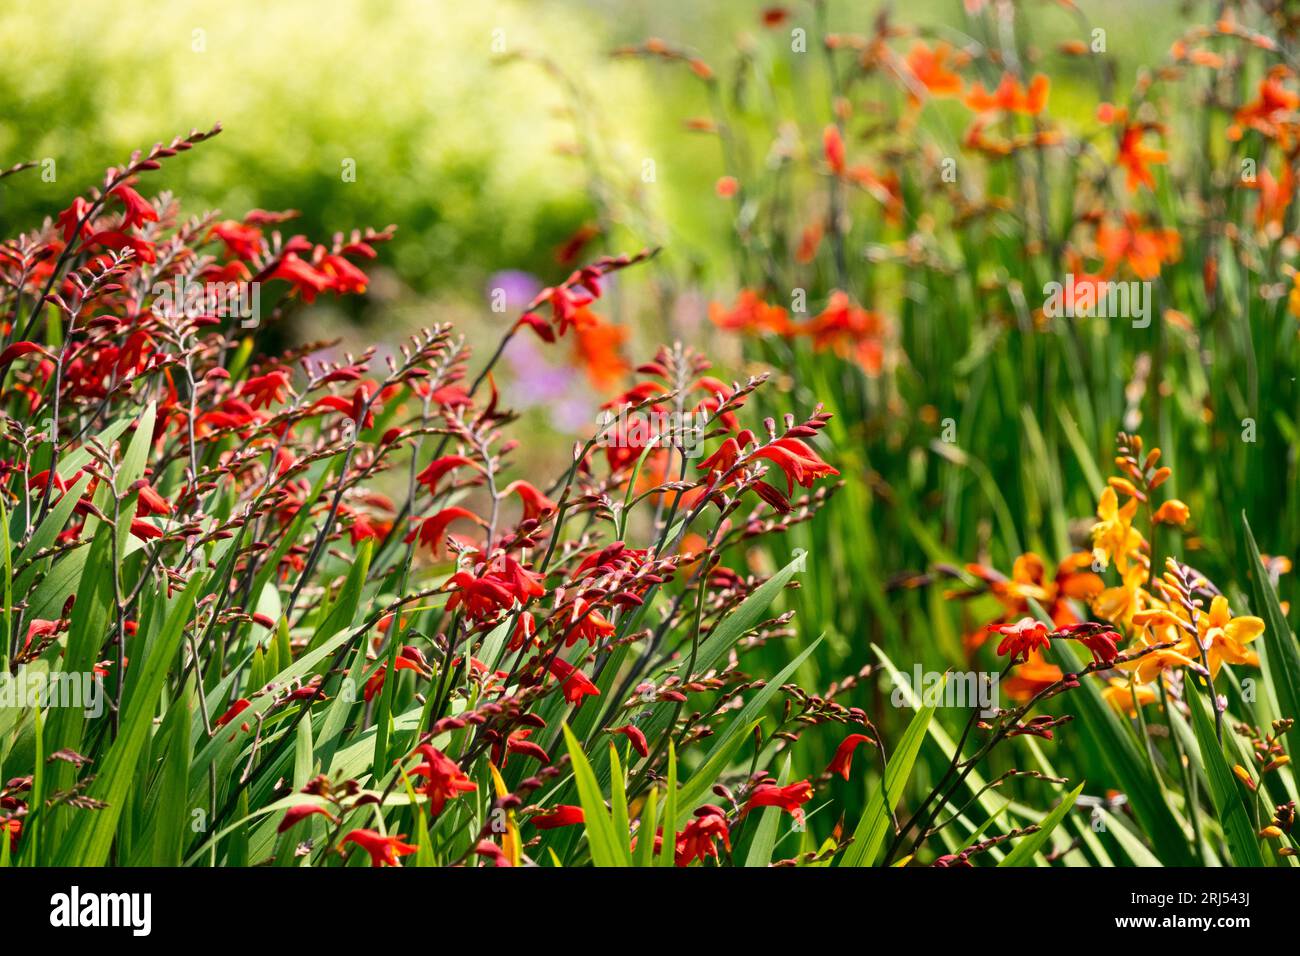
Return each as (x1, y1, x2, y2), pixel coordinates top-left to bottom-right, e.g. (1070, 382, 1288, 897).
(562, 599, 616, 648)
(415, 455, 476, 494)
(129, 519, 164, 541)
(210, 220, 263, 259)
(348, 511, 390, 545)
(510, 612, 537, 652)
(1056, 623, 1122, 665)
(532, 283, 595, 336)
(267, 252, 333, 302)
(369, 658, 423, 697)
(409, 744, 477, 816)
(715, 175, 739, 198)
(277, 804, 339, 833)
(988, 617, 1051, 664)
(406, 506, 485, 558)
(0, 341, 53, 369)
(87, 230, 156, 263)
(610, 724, 649, 758)
(397, 644, 429, 673)
(240, 369, 293, 410)
(320, 253, 368, 295)
(214, 698, 252, 728)
(341, 828, 418, 867)
(111, 184, 159, 230)
(444, 570, 514, 619)
(504, 730, 550, 765)
(57, 196, 93, 243)
(823, 125, 846, 175)
(494, 555, 545, 601)
(752, 437, 839, 494)
(473, 839, 512, 867)
(502, 480, 556, 521)
(364, 666, 388, 703)
(697, 437, 744, 480)
(826, 732, 875, 781)
(21, 618, 59, 655)
(514, 311, 556, 343)
(547, 657, 601, 705)
(675, 805, 731, 866)
(134, 481, 173, 517)
(742, 780, 814, 824)
(531, 805, 584, 830)
(427, 384, 472, 408)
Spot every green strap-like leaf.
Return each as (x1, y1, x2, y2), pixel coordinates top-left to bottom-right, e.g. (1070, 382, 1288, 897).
(839, 699, 935, 867)
(562, 723, 631, 866)
(998, 782, 1083, 866)
(1187, 684, 1266, 867)
(1243, 513, 1300, 741)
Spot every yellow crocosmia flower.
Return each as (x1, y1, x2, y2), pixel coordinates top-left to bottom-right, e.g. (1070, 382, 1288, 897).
(1175, 594, 1265, 681)
(1090, 486, 1145, 574)
(1121, 601, 1202, 683)
(1101, 677, 1158, 718)
(1093, 563, 1151, 632)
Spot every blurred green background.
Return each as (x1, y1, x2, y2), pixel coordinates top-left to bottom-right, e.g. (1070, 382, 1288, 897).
(0, 0, 1193, 494)
(1, 0, 1184, 308)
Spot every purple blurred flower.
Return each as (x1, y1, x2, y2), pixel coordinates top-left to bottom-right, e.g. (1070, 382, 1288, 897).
(486, 270, 542, 312)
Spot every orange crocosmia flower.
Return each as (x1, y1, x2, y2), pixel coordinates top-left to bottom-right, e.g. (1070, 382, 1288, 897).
(963, 551, 1102, 652)
(1117, 124, 1168, 192)
(823, 124, 846, 175)
(904, 42, 963, 102)
(708, 290, 791, 335)
(1002, 649, 1063, 702)
(826, 732, 875, 780)
(964, 72, 1049, 115)
(1229, 66, 1300, 143)
(1248, 163, 1295, 234)
(1095, 213, 1181, 281)
(341, 829, 418, 867)
(1152, 499, 1190, 525)
(715, 175, 739, 198)
(802, 290, 890, 374)
(570, 309, 630, 390)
